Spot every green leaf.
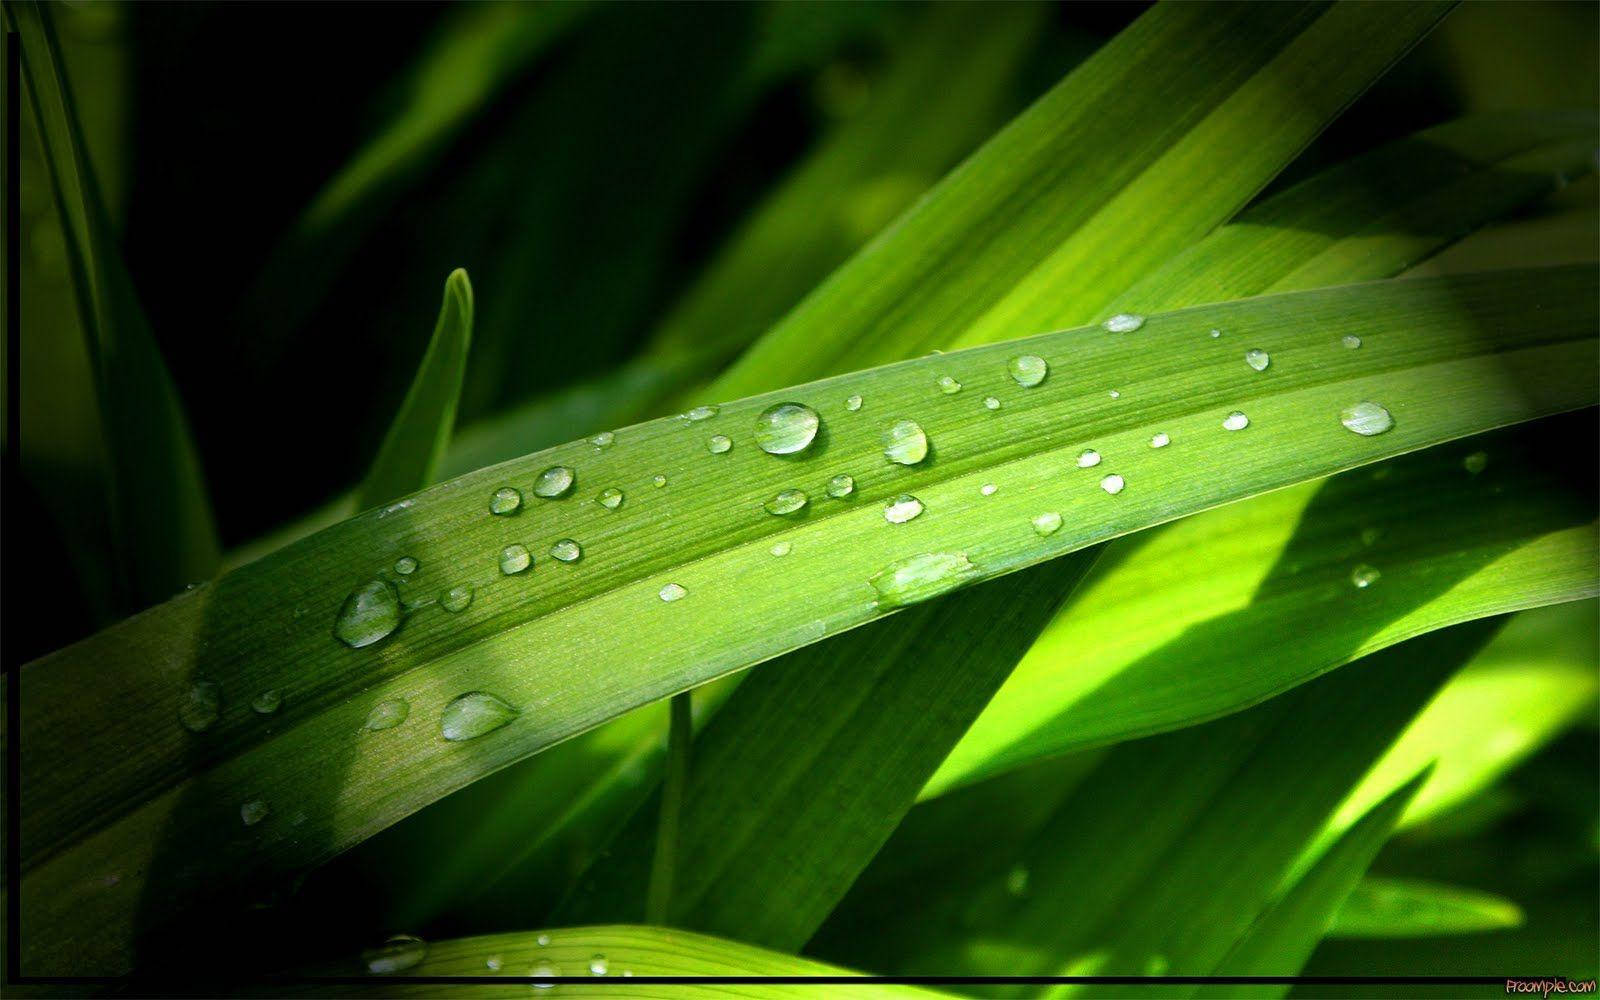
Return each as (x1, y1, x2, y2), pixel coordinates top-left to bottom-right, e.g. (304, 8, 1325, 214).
(9, 0, 220, 606)
(355, 270, 475, 511)
(1327, 877, 1525, 939)
(15, 268, 1597, 974)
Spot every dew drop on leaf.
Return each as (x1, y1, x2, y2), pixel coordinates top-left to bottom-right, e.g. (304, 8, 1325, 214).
(653, 474, 667, 488)
(937, 375, 963, 395)
(707, 434, 732, 454)
(534, 466, 575, 498)
(1209, 328, 1222, 338)
(251, 689, 282, 715)
(659, 582, 687, 602)
(1340, 401, 1394, 436)
(364, 934, 427, 975)
(1463, 451, 1488, 475)
(394, 556, 419, 576)
(1342, 334, 1362, 349)
(883, 494, 924, 523)
(1008, 354, 1048, 387)
(334, 579, 404, 648)
(870, 552, 978, 609)
(845, 394, 863, 412)
(589, 955, 609, 976)
(770, 540, 792, 557)
(827, 474, 855, 498)
(531, 962, 559, 989)
(363, 698, 410, 732)
(550, 539, 582, 563)
(1100, 473, 1126, 495)
(240, 799, 269, 827)
(178, 680, 221, 733)
(440, 584, 474, 613)
(764, 489, 808, 516)
(1076, 449, 1101, 469)
(486, 956, 502, 972)
(684, 405, 718, 422)
(499, 544, 531, 575)
(1103, 313, 1145, 333)
(754, 402, 821, 455)
(1350, 563, 1381, 589)
(883, 419, 929, 465)
(1223, 411, 1250, 431)
(1108, 389, 1121, 399)
(1245, 348, 1270, 372)
(599, 487, 624, 510)
(983, 396, 1001, 411)
(980, 483, 997, 496)
(440, 692, 520, 741)
(590, 431, 614, 449)
(1149, 432, 1170, 448)
(489, 487, 521, 515)
(1032, 511, 1062, 536)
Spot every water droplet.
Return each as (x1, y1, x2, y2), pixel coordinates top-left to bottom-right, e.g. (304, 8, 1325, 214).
(1463, 451, 1488, 475)
(770, 540, 792, 556)
(490, 487, 522, 515)
(764, 489, 808, 516)
(251, 689, 282, 715)
(550, 539, 582, 563)
(1350, 564, 1381, 589)
(598, 488, 624, 510)
(534, 466, 575, 498)
(179, 680, 222, 733)
(883, 494, 924, 523)
(653, 474, 667, 488)
(659, 582, 687, 602)
(440, 584, 474, 613)
(1100, 473, 1125, 495)
(394, 556, 419, 576)
(1223, 411, 1249, 431)
(590, 431, 615, 450)
(1149, 432, 1170, 448)
(883, 419, 929, 465)
(826, 474, 855, 498)
(1209, 328, 1222, 338)
(1103, 313, 1145, 333)
(499, 544, 532, 575)
(754, 402, 821, 455)
(363, 699, 410, 732)
(240, 799, 269, 827)
(1245, 348, 1270, 372)
(1076, 449, 1101, 468)
(1032, 511, 1062, 536)
(536, 934, 551, 947)
(440, 692, 520, 741)
(980, 483, 997, 496)
(334, 579, 404, 648)
(684, 405, 718, 422)
(1342, 334, 1362, 349)
(1340, 401, 1393, 436)
(364, 934, 427, 975)
(983, 396, 1001, 411)
(707, 434, 732, 454)
(1108, 389, 1121, 400)
(530, 962, 559, 989)
(589, 955, 609, 976)
(1360, 526, 1382, 547)
(937, 375, 962, 395)
(1006, 864, 1030, 897)
(486, 956, 503, 972)
(845, 394, 863, 412)
(870, 552, 978, 609)
(1008, 354, 1048, 387)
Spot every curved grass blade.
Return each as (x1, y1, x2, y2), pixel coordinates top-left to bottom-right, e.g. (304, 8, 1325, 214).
(354, 270, 474, 510)
(15, 269, 1597, 974)
(9, 0, 220, 606)
(1327, 877, 1524, 939)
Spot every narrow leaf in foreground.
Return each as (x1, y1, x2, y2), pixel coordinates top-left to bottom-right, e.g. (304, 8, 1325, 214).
(1327, 877, 1525, 940)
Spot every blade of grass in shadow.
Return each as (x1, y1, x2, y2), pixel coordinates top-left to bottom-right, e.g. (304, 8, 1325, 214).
(1326, 877, 1524, 940)
(354, 269, 474, 511)
(8, 0, 219, 606)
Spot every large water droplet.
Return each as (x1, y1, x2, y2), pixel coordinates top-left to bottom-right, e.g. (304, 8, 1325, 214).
(1350, 563, 1381, 589)
(599, 487, 624, 510)
(983, 396, 1001, 411)
(1340, 401, 1393, 436)
(1100, 473, 1125, 495)
(883, 494, 924, 523)
(179, 680, 222, 733)
(937, 375, 963, 395)
(590, 431, 614, 449)
(490, 487, 522, 515)
(1223, 411, 1249, 431)
(764, 489, 808, 516)
(534, 466, 575, 498)
(770, 540, 792, 557)
(1149, 432, 1170, 449)
(1342, 334, 1362, 350)
(754, 402, 821, 455)
(827, 474, 855, 498)
(1463, 451, 1488, 475)
(659, 582, 687, 602)
(870, 552, 978, 609)
(1245, 349, 1270, 372)
(364, 934, 427, 975)
(334, 579, 404, 648)
(1032, 511, 1062, 536)
(499, 544, 532, 575)
(251, 690, 282, 715)
(1008, 355, 1048, 387)
(363, 699, 410, 732)
(883, 419, 928, 465)
(684, 405, 718, 422)
(440, 584, 474, 613)
(845, 394, 863, 412)
(441, 692, 520, 741)
(531, 962, 559, 989)
(240, 799, 269, 827)
(707, 434, 732, 454)
(1103, 313, 1145, 333)
(1076, 449, 1101, 468)
(589, 955, 609, 976)
(550, 539, 582, 563)
(394, 556, 419, 576)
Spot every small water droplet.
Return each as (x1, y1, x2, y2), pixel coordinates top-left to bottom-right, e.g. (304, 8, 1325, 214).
(1350, 563, 1381, 589)
(441, 692, 520, 741)
(1103, 313, 1145, 333)
(653, 474, 667, 488)
(764, 489, 809, 516)
(534, 466, 575, 498)
(1149, 432, 1170, 448)
(1209, 328, 1222, 338)
(883, 419, 929, 465)
(883, 494, 924, 523)
(536, 934, 551, 947)
(251, 690, 282, 715)
(394, 556, 419, 576)
(590, 431, 615, 449)
(363, 699, 410, 732)
(1244, 348, 1270, 372)
(240, 799, 269, 827)
(707, 434, 732, 454)
(1463, 451, 1488, 475)
(1100, 473, 1125, 495)
(364, 934, 427, 975)
(486, 956, 503, 972)
(937, 375, 962, 395)
(1223, 411, 1249, 431)
(845, 394, 863, 412)
(490, 487, 522, 515)
(1108, 389, 1121, 399)
(684, 405, 718, 422)
(980, 483, 997, 496)
(179, 680, 222, 733)
(1008, 354, 1048, 387)
(1360, 526, 1382, 547)
(1076, 449, 1101, 468)
(1032, 511, 1062, 536)
(659, 582, 687, 602)
(589, 955, 609, 976)
(550, 539, 582, 562)
(334, 579, 404, 648)
(1342, 334, 1362, 349)
(499, 544, 532, 575)
(1340, 401, 1393, 436)
(1006, 864, 1030, 897)
(983, 396, 1001, 411)
(870, 552, 978, 608)
(531, 962, 559, 989)
(622, 970, 634, 977)
(826, 474, 855, 498)
(770, 540, 792, 557)
(754, 402, 821, 455)
(598, 487, 624, 510)
(440, 584, 474, 613)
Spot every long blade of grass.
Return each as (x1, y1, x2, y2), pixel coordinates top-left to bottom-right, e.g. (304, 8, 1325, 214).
(1326, 877, 1524, 940)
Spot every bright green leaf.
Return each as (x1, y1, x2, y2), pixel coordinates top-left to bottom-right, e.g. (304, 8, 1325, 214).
(1327, 877, 1525, 939)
